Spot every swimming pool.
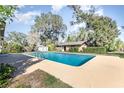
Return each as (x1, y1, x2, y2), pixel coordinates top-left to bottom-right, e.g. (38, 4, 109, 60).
(31, 52, 95, 66)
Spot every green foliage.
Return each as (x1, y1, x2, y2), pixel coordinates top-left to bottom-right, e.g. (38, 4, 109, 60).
(31, 12, 67, 45)
(66, 34, 77, 42)
(76, 28, 87, 41)
(69, 47, 78, 52)
(7, 31, 27, 46)
(107, 52, 124, 58)
(107, 39, 124, 52)
(0, 50, 8, 54)
(0, 63, 15, 87)
(0, 43, 23, 54)
(66, 28, 87, 42)
(9, 43, 23, 53)
(44, 73, 57, 86)
(0, 5, 17, 22)
(43, 71, 72, 88)
(5, 31, 27, 52)
(0, 32, 26, 53)
(114, 39, 124, 51)
(0, 5, 17, 39)
(83, 47, 106, 54)
(0, 21, 6, 40)
(48, 44, 56, 51)
(68, 5, 120, 51)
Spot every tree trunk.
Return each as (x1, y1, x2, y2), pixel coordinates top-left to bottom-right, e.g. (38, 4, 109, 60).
(0, 21, 6, 40)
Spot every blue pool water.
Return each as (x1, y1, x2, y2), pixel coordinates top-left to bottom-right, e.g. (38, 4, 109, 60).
(31, 52, 95, 66)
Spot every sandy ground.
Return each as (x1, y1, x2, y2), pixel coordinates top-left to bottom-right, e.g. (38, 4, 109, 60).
(1, 53, 124, 88)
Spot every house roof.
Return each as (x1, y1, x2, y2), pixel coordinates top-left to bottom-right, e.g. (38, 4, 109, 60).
(56, 41, 86, 46)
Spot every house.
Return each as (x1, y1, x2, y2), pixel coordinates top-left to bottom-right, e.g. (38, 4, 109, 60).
(56, 41, 87, 52)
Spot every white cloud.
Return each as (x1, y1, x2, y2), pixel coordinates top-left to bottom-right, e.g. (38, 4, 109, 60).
(51, 5, 66, 13)
(15, 11, 41, 24)
(17, 5, 25, 9)
(73, 23, 86, 31)
(68, 22, 86, 33)
(80, 5, 104, 16)
(118, 26, 122, 30)
(95, 8, 104, 16)
(80, 5, 91, 12)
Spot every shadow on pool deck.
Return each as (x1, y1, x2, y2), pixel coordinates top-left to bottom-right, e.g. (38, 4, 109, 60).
(0, 53, 44, 76)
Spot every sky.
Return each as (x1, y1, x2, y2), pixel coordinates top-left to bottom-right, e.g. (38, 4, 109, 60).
(5, 5, 124, 41)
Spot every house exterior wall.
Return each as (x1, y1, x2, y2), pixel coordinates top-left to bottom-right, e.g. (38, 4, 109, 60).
(56, 44, 87, 52)
(65, 46, 70, 51)
(56, 47, 64, 52)
(78, 44, 87, 52)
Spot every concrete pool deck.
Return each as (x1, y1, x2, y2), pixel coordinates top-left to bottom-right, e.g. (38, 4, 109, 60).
(20, 55, 124, 88)
(1, 53, 124, 87)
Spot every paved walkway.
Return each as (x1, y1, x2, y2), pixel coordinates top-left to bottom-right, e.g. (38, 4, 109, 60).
(21, 55, 124, 88)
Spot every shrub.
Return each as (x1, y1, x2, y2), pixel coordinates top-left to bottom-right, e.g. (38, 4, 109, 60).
(69, 47, 78, 52)
(9, 43, 23, 53)
(83, 47, 106, 54)
(48, 44, 56, 51)
(0, 43, 24, 54)
(0, 63, 15, 87)
(0, 50, 9, 54)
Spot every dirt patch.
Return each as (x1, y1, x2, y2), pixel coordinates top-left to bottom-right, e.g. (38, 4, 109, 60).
(8, 69, 72, 88)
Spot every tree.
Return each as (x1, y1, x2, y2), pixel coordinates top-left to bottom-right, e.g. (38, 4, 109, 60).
(7, 31, 27, 46)
(66, 28, 87, 42)
(66, 34, 76, 42)
(68, 5, 120, 51)
(0, 5, 17, 40)
(26, 31, 39, 51)
(2, 31, 27, 52)
(75, 28, 87, 41)
(115, 39, 124, 51)
(31, 12, 67, 45)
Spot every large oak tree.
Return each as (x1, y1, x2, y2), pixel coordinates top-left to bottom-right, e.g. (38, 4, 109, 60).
(68, 5, 120, 51)
(31, 12, 67, 45)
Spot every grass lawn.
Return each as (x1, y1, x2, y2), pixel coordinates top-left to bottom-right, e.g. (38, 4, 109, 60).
(107, 52, 124, 58)
(8, 69, 72, 88)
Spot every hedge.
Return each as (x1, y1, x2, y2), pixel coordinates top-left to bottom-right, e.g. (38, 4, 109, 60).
(69, 47, 78, 52)
(83, 47, 106, 54)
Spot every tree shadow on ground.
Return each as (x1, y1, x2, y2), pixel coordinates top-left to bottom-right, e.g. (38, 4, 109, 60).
(0, 54, 32, 64)
(12, 58, 44, 77)
(0, 53, 44, 77)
